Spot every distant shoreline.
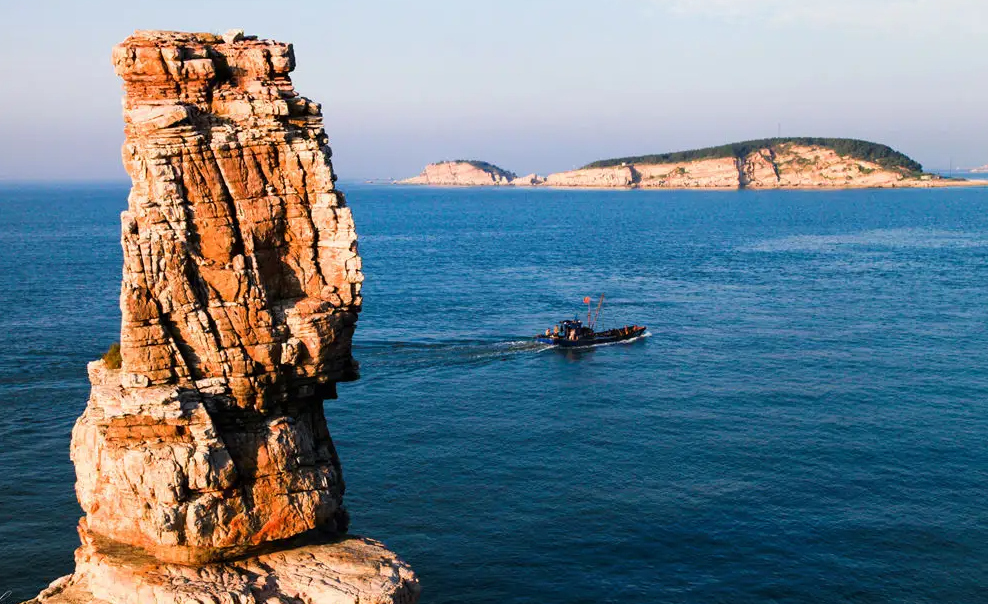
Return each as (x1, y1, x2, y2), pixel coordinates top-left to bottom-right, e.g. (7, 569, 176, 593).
(398, 139, 988, 191)
(390, 180, 988, 191)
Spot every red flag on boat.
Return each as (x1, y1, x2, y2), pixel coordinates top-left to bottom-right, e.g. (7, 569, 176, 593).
(583, 296, 591, 304)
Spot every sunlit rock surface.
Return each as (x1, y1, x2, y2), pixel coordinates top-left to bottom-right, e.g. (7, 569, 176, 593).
(400, 160, 518, 186)
(23, 29, 418, 604)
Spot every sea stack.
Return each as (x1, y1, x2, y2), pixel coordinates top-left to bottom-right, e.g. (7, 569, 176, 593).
(25, 30, 419, 604)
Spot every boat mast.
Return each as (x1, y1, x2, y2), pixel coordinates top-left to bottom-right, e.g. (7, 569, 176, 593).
(591, 294, 605, 329)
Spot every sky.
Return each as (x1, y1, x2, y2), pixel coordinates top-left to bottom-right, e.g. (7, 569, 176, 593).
(1, 0, 986, 181)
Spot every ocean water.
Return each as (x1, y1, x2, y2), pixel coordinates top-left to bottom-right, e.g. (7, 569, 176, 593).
(1, 182, 987, 603)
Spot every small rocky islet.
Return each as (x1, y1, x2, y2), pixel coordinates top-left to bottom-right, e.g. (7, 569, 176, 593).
(401, 139, 977, 189)
(24, 29, 419, 604)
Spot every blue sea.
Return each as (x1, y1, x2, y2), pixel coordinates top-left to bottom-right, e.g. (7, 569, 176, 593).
(2, 183, 987, 603)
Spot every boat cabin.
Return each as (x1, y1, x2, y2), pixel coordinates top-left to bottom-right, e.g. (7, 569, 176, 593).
(546, 319, 592, 341)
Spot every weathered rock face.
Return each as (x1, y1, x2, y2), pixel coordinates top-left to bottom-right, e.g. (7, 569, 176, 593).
(88, 27, 362, 565)
(400, 160, 516, 186)
(634, 157, 740, 188)
(113, 29, 361, 406)
(35, 530, 418, 604)
(512, 173, 546, 186)
(543, 165, 637, 188)
(543, 146, 918, 189)
(24, 29, 418, 604)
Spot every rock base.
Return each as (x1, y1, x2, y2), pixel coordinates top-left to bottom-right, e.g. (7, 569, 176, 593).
(28, 533, 419, 604)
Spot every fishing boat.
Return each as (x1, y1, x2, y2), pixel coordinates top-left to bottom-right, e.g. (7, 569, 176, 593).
(536, 295, 647, 347)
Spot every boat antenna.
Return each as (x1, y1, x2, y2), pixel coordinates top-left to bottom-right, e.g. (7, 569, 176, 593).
(591, 294, 605, 329)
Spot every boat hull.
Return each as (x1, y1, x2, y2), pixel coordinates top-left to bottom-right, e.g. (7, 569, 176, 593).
(536, 326, 647, 348)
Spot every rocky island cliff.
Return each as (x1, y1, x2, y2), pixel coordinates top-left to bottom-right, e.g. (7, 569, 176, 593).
(25, 30, 418, 604)
(402, 139, 977, 189)
(400, 160, 519, 186)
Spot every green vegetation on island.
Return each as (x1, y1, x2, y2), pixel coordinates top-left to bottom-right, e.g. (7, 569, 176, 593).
(583, 138, 924, 174)
(448, 160, 518, 180)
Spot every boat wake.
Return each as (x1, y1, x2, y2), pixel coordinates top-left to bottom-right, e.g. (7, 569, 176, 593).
(353, 330, 650, 379)
(353, 337, 555, 378)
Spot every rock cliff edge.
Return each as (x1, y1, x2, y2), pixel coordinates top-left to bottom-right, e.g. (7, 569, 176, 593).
(24, 29, 419, 604)
(400, 160, 543, 186)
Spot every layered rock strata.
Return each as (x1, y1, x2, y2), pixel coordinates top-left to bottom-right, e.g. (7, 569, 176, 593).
(25, 29, 418, 604)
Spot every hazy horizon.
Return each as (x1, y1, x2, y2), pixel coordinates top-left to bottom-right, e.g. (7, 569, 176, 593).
(2, 0, 986, 181)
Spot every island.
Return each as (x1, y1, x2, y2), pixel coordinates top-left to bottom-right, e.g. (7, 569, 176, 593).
(401, 160, 528, 186)
(400, 138, 983, 189)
